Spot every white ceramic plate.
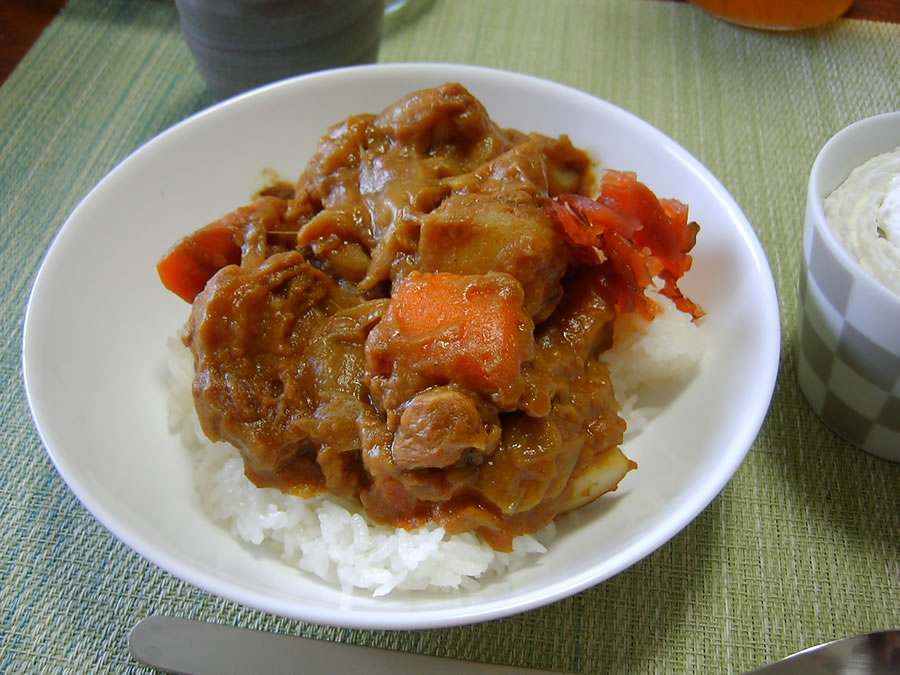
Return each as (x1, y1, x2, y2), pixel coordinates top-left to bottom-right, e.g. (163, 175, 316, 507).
(23, 64, 780, 630)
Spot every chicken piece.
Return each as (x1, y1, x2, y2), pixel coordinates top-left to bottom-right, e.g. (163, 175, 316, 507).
(371, 82, 527, 169)
(183, 251, 378, 490)
(390, 387, 500, 470)
(418, 143, 572, 322)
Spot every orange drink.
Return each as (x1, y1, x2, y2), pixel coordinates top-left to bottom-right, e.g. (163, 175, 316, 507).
(688, 0, 854, 29)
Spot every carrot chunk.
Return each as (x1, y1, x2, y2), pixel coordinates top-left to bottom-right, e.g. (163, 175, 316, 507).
(387, 272, 533, 391)
(156, 220, 242, 303)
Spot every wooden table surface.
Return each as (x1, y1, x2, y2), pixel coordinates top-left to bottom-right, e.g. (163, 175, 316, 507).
(2, 0, 899, 87)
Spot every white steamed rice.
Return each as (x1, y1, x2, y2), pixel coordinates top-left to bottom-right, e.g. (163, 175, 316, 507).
(600, 289, 707, 436)
(165, 289, 705, 595)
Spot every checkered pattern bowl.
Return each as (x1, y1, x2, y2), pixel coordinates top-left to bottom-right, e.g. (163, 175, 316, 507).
(797, 111, 900, 462)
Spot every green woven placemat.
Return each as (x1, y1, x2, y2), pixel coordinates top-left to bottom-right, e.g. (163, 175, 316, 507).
(1, 1, 898, 673)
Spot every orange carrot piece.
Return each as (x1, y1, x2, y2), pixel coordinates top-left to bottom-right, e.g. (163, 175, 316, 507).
(157, 220, 242, 303)
(391, 272, 531, 390)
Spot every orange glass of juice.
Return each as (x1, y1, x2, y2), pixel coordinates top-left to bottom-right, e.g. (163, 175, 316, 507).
(688, 0, 854, 30)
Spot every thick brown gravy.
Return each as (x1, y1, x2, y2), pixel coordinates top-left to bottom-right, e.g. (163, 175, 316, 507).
(160, 83, 636, 551)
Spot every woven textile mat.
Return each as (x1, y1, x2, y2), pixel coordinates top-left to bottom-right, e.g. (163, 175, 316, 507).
(1, 0, 898, 673)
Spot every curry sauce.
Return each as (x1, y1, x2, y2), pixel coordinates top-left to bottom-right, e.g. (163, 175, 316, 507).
(160, 83, 639, 551)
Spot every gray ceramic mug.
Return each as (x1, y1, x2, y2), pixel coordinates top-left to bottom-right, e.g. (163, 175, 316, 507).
(175, 0, 385, 100)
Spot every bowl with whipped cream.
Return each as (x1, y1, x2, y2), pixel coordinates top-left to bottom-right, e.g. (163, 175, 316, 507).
(797, 111, 900, 463)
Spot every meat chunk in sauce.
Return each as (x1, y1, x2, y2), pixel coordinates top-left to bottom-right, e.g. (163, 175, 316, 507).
(164, 83, 635, 551)
(183, 251, 387, 497)
(390, 387, 499, 471)
(419, 144, 572, 322)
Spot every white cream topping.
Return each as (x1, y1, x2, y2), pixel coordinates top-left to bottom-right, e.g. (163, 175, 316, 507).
(877, 173, 900, 244)
(824, 147, 900, 297)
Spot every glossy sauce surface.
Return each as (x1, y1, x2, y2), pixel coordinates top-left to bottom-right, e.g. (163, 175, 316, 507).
(164, 84, 636, 551)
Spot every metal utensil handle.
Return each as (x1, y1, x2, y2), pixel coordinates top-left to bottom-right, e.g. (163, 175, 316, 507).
(129, 615, 563, 675)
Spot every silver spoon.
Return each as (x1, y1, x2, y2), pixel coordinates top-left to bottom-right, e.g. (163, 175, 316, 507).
(129, 616, 900, 674)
